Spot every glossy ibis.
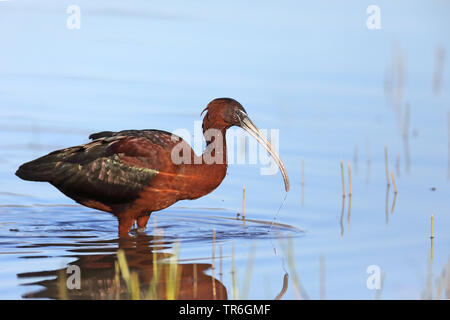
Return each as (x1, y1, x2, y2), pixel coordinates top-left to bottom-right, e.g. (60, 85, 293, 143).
(16, 98, 289, 237)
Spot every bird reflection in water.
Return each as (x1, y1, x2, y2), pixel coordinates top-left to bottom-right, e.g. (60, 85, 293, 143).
(17, 234, 227, 300)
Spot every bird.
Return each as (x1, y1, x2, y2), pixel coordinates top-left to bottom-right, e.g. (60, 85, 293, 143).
(16, 98, 290, 237)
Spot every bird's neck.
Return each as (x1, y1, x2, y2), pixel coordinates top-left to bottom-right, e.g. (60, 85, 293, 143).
(202, 127, 227, 164)
(200, 126, 228, 191)
(182, 126, 228, 200)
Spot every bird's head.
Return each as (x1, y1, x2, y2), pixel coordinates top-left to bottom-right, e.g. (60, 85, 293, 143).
(201, 97, 290, 192)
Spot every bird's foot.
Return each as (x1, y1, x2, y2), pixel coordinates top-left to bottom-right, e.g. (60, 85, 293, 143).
(118, 216, 134, 238)
(136, 215, 151, 231)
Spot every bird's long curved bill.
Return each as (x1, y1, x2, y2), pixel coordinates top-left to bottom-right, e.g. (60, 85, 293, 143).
(239, 113, 290, 192)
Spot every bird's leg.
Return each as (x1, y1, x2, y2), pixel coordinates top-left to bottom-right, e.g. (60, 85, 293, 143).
(118, 216, 135, 237)
(137, 214, 151, 232)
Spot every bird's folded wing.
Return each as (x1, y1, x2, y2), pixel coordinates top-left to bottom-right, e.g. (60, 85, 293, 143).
(17, 136, 167, 204)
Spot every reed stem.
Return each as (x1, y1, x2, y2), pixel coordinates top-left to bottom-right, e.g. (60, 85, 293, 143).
(166, 242, 181, 300)
(431, 214, 434, 239)
(130, 272, 140, 300)
(390, 171, 397, 193)
(117, 249, 131, 293)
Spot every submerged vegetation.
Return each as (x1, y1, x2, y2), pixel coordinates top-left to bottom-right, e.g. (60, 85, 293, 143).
(51, 237, 290, 300)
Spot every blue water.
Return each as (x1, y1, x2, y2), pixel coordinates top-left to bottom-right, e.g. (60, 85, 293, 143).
(0, 0, 449, 299)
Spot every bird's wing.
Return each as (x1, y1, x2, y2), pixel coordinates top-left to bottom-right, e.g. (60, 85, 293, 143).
(88, 131, 115, 140)
(16, 132, 180, 204)
(89, 129, 178, 148)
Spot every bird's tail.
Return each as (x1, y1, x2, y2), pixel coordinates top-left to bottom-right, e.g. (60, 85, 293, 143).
(15, 147, 78, 182)
(16, 158, 58, 182)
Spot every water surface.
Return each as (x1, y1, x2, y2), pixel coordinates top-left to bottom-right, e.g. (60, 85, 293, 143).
(0, 0, 449, 299)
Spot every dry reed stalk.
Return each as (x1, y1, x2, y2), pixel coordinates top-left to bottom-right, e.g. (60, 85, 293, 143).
(390, 171, 397, 194)
(347, 192, 352, 228)
(130, 272, 140, 300)
(117, 250, 131, 292)
(166, 242, 181, 300)
(390, 192, 397, 214)
(274, 273, 289, 300)
(431, 214, 434, 239)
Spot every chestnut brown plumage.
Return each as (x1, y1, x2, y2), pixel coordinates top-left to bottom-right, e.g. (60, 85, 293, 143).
(16, 98, 290, 237)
